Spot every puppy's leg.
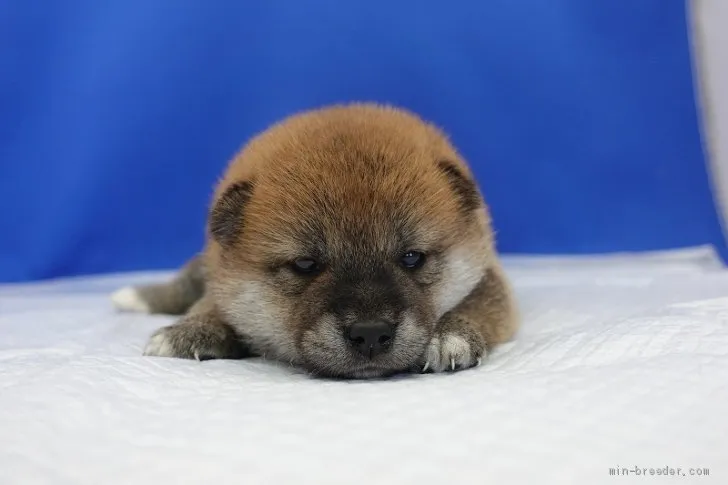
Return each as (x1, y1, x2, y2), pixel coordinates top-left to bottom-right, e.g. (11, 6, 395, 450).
(111, 255, 205, 315)
(423, 264, 518, 373)
(143, 295, 251, 360)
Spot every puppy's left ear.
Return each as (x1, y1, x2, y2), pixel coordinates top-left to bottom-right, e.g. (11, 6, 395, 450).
(208, 181, 254, 246)
(437, 160, 482, 213)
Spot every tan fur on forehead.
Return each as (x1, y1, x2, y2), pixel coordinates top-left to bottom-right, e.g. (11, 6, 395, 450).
(207, 103, 488, 264)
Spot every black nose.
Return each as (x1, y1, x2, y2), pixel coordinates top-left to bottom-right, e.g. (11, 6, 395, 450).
(347, 320, 394, 358)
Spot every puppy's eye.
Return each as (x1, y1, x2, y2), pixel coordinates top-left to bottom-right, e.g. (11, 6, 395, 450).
(400, 251, 425, 269)
(291, 258, 321, 275)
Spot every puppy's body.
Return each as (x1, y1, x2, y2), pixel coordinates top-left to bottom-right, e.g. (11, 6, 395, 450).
(113, 104, 518, 378)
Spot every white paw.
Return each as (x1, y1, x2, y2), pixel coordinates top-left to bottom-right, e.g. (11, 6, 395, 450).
(111, 286, 150, 313)
(142, 329, 176, 357)
(422, 333, 484, 373)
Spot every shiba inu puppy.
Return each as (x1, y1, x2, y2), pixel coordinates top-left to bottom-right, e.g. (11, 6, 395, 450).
(112, 103, 518, 378)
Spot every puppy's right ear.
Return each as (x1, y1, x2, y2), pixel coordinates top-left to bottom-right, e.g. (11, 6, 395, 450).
(209, 181, 254, 246)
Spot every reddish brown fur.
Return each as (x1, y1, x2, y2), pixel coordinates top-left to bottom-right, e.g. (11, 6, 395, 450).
(206, 104, 487, 265)
(117, 103, 518, 378)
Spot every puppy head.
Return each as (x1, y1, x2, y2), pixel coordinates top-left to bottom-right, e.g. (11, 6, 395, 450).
(206, 104, 494, 378)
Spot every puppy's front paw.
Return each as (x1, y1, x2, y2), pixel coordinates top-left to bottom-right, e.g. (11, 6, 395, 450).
(422, 317, 486, 373)
(143, 322, 247, 361)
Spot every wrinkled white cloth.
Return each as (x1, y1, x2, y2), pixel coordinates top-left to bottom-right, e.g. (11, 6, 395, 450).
(1, 246, 726, 484)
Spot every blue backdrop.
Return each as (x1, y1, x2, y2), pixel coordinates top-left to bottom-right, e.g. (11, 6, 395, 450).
(1, 0, 725, 283)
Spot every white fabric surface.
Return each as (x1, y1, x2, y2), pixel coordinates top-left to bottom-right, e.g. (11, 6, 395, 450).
(1, 246, 727, 484)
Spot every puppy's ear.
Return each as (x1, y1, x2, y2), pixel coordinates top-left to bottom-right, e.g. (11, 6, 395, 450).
(209, 181, 254, 246)
(437, 160, 481, 213)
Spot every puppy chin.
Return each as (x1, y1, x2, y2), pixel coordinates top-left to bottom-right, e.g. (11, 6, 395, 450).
(308, 360, 414, 379)
(342, 365, 410, 379)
